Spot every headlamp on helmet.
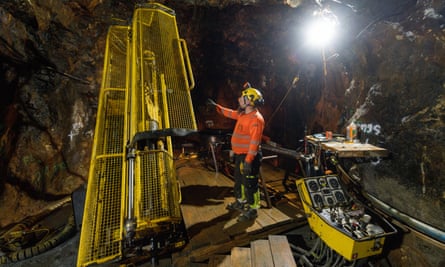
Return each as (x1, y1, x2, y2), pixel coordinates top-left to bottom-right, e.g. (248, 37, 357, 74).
(242, 87, 264, 106)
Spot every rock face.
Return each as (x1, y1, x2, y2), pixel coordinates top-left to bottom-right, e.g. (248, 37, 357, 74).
(174, 0, 445, 236)
(0, 0, 133, 224)
(0, 0, 444, 265)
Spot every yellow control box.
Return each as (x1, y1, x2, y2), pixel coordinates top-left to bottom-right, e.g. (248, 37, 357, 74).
(297, 176, 397, 261)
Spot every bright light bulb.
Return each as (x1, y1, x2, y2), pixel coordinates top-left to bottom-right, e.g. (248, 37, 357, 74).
(305, 9, 338, 48)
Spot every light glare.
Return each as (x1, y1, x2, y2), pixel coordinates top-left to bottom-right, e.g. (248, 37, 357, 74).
(305, 9, 338, 48)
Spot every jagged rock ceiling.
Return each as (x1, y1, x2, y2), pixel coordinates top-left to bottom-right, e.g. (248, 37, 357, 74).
(0, 1, 444, 260)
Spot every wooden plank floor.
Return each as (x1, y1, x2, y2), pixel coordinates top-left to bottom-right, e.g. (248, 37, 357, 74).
(208, 235, 298, 267)
(172, 158, 306, 266)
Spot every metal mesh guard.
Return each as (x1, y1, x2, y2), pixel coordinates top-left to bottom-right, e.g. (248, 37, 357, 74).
(77, 25, 128, 266)
(78, 3, 196, 266)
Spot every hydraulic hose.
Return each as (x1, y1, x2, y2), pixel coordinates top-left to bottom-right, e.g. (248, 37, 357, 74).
(0, 214, 76, 264)
(293, 235, 364, 267)
(364, 192, 445, 244)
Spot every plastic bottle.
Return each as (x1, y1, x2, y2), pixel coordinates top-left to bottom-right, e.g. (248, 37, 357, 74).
(346, 121, 357, 142)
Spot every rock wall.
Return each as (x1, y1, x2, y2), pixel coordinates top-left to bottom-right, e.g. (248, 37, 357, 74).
(0, 0, 135, 225)
(0, 0, 444, 264)
(172, 0, 445, 231)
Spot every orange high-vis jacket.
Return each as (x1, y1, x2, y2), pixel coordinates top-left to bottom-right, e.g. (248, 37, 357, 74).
(216, 104, 264, 163)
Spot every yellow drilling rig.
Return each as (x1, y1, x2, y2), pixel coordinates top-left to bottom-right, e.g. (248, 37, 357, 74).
(77, 3, 196, 266)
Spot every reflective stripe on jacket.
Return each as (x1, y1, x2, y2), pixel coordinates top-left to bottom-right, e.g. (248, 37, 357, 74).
(216, 104, 264, 163)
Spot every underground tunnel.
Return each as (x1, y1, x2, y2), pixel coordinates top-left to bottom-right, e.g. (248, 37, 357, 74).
(0, 0, 444, 266)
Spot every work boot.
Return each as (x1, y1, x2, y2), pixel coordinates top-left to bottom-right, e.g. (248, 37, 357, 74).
(226, 199, 246, 211)
(237, 207, 258, 222)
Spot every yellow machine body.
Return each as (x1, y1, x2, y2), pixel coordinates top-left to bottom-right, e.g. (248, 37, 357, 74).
(77, 3, 196, 266)
(296, 176, 397, 261)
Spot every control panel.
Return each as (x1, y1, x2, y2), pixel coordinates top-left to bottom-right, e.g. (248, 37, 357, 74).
(305, 176, 348, 209)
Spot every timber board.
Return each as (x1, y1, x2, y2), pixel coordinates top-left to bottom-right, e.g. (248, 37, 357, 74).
(269, 235, 297, 267)
(231, 247, 251, 267)
(208, 254, 231, 267)
(172, 158, 307, 266)
(251, 239, 274, 266)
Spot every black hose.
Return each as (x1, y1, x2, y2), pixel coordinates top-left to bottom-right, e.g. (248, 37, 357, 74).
(331, 252, 342, 267)
(0, 214, 76, 264)
(299, 254, 314, 267)
(321, 247, 333, 267)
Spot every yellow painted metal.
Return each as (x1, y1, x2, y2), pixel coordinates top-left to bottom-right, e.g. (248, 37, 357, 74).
(129, 2, 195, 232)
(78, 2, 196, 266)
(77, 25, 130, 267)
(130, 3, 196, 138)
(296, 177, 396, 261)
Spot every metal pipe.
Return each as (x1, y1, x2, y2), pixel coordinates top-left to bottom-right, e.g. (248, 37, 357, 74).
(209, 141, 218, 173)
(127, 148, 135, 220)
(364, 192, 445, 244)
(124, 147, 136, 240)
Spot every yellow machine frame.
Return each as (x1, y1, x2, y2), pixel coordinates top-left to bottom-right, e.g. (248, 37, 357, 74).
(297, 176, 397, 261)
(77, 3, 196, 266)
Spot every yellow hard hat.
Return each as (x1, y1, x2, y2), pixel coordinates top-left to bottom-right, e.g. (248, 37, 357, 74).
(242, 87, 264, 106)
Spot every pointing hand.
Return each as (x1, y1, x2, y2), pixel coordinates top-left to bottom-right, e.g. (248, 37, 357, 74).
(206, 98, 217, 106)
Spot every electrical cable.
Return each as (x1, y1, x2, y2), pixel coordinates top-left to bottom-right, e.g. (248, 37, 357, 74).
(0, 197, 76, 265)
(331, 252, 342, 267)
(292, 234, 371, 267)
(0, 214, 76, 264)
(266, 76, 300, 127)
(364, 191, 445, 244)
